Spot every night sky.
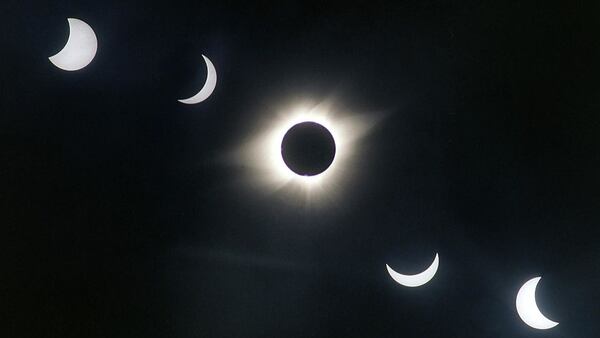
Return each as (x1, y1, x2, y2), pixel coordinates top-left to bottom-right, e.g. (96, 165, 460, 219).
(2, 1, 600, 337)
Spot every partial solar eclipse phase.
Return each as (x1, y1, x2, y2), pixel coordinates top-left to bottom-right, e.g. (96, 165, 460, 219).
(516, 277, 559, 330)
(49, 18, 97, 71)
(281, 122, 336, 176)
(178, 55, 217, 104)
(386, 253, 439, 287)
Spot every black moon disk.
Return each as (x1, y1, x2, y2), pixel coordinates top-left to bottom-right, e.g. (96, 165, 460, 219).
(281, 121, 336, 176)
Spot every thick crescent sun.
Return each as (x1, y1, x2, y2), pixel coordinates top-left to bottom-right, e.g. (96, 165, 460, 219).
(516, 277, 559, 330)
(49, 18, 98, 71)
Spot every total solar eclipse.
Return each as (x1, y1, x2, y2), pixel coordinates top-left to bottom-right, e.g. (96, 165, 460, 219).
(280, 121, 336, 176)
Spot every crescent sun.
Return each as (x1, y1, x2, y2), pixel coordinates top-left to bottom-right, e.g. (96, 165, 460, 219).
(49, 18, 98, 71)
(516, 277, 559, 330)
(386, 253, 439, 287)
(178, 55, 217, 104)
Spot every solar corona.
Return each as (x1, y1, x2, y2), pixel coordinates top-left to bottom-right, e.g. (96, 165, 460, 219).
(228, 101, 375, 204)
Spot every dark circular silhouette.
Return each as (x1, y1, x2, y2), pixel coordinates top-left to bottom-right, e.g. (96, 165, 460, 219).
(281, 122, 336, 176)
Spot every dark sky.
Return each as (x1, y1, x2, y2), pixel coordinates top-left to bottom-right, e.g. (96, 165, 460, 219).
(2, 1, 599, 337)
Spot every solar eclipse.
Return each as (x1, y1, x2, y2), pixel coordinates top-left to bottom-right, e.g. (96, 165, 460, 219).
(516, 277, 559, 330)
(178, 55, 217, 105)
(386, 253, 439, 288)
(7, 3, 592, 336)
(229, 100, 376, 205)
(49, 18, 97, 71)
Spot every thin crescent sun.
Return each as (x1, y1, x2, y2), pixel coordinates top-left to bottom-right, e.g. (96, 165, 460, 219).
(178, 54, 217, 104)
(386, 253, 439, 287)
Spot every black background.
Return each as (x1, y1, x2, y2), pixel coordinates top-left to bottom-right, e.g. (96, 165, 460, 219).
(1, 1, 599, 337)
